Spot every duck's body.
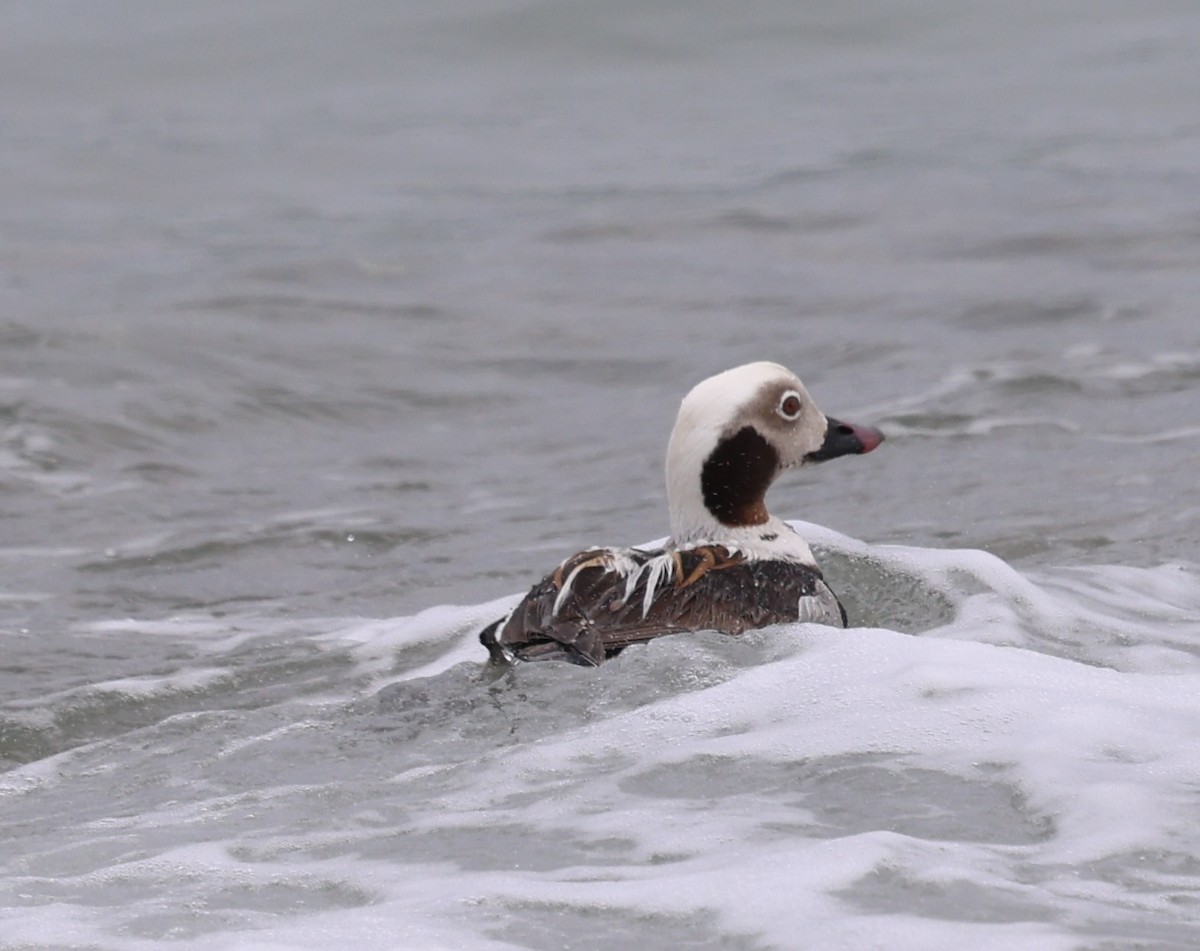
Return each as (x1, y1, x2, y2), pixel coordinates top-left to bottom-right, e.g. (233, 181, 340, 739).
(481, 362, 883, 667)
(481, 539, 843, 666)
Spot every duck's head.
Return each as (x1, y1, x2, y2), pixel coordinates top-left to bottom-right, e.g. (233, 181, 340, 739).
(665, 362, 883, 545)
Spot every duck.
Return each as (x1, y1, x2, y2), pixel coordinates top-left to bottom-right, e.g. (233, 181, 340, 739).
(480, 362, 884, 666)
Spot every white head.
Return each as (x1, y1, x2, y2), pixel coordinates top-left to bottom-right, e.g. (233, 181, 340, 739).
(665, 362, 883, 556)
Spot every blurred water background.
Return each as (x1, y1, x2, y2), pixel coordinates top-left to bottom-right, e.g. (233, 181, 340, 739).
(3, 2, 1200, 948)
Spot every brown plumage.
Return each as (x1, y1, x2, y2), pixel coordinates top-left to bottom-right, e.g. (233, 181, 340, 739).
(480, 544, 845, 667)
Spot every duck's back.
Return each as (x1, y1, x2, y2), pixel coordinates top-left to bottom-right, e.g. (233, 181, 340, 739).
(481, 544, 845, 666)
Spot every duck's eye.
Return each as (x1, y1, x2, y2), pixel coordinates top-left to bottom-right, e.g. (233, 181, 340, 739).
(777, 391, 803, 421)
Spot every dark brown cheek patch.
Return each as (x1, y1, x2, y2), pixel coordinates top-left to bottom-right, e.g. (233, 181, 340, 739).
(700, 426, 779, 526)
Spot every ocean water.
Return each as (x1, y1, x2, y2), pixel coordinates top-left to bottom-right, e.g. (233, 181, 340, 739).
(3, 1, 1200, 948)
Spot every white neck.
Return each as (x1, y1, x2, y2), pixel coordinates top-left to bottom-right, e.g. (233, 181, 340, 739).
(668, 512, 816, 565)
(665, 425, 815, 565)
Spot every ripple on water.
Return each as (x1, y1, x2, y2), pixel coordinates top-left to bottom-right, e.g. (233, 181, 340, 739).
(484, 903, 771, 951)
(621, 753, 1053, 846)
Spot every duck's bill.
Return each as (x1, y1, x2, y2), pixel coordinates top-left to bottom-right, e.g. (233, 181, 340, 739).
(805, 417, 885, 462)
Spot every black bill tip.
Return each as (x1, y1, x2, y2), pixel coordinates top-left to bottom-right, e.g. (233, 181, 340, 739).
(805, 417, 885, 462)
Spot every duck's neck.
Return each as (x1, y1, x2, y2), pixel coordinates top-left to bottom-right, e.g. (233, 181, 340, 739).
(668, 423, 783, 538)
(668, 512, 817, 566)
(666, 453, 815, 566)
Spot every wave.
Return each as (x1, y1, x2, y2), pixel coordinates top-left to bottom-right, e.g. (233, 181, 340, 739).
(3, 527, 1199, 948)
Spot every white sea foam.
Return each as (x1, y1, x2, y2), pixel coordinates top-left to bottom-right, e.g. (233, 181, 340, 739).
(7, 526, 1198, 949)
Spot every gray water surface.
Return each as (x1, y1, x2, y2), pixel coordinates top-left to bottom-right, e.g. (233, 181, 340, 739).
(3, 2, 1200, 948)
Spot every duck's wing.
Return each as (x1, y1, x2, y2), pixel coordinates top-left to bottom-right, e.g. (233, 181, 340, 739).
(480, 545, 844, 666)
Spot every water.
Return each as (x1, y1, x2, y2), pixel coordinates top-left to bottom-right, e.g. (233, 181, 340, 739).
(2, 1, 1200, 947)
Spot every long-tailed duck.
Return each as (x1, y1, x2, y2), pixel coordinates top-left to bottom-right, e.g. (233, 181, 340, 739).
(480, 362, 884, 666)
